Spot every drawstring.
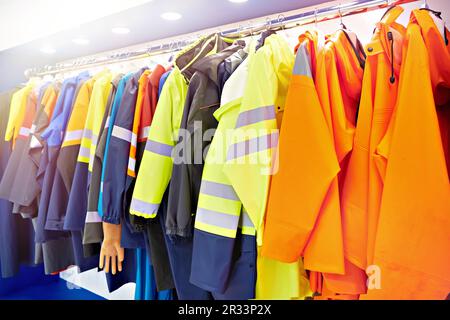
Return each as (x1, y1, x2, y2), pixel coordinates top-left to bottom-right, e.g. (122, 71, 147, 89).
(387, 31, 395, 84)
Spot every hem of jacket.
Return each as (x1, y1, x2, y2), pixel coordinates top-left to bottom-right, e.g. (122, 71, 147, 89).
(189, 276, 226, 295)
(129, 209, 157, 219)
(44, 219, 66, 231)
(165, 227, 192, 238)
(102, 215, 120, 225)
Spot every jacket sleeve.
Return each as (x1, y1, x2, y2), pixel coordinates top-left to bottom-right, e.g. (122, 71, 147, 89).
(102, 81, 138, 224)
(130, 67, 188, 218)
(261, 43, 341, 264)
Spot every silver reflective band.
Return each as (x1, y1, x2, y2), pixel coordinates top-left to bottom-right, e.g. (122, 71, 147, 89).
(112, 125, 136, 145)
(130, 198, 159, 215)
(63, 129, 84, 142)
(92, 133, 99, 146)
(226, 132, 279, 161)
(128, 157, 136, 172)
(78, 146, 90, 158)
(241, 209, 254, 228)
(200, 180, 239, 201)
(235, 105, 276, 128)
(29, 135, 42, 148)
(19, 127, 30, 136)
(85, 211, 102, 223)
(293, 43, 313, 78)
(104, 116, 111, 129)
(139, 126, 150, 140)
(196, 207, 240, 230)
(145, 139, 173, 157)
(83, 128, 93, 140)
(30, 124, 37, 134)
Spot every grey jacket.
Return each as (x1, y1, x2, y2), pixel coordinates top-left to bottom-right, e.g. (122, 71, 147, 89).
(166, 41, 246, 237)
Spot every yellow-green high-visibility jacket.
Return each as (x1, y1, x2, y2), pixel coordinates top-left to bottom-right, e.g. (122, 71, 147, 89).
(77, 70, 112, 169)
(130, 34, 231, 218)
(5, 80, 37, 146)
(193, 35, 311, 299)
(222, 34, 294, 245)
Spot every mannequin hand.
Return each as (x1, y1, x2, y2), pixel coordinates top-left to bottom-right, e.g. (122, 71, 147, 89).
(99, 222, 124, 275)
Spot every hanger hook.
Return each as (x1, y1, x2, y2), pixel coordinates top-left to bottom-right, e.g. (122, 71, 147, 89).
(314, 8, 318, 28)
(277, 14, 285, 30)
(266, 17, 272, 31)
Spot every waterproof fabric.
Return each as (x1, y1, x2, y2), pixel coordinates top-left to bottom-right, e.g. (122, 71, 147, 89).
(63, 71, 113, 273)
(1, 84, 59, 213)
(35, 74, 87, 274)
(363, 8, 450, 300)
(167, 42, 245, 238)
(83, 74, 122, 244)
(130, 34, 233, 220)
(101, 69, 147, 249)
(0, 88, 37, 278)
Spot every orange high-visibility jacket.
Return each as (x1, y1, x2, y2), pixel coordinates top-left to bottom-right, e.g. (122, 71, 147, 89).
(340, 6, 406, 274)
(363, 8, 450, 300)
(262, 28, 368, 296)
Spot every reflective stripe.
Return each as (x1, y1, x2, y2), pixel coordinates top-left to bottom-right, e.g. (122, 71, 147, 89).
(78, 146, 90, 158)
(241, 209, 254, 228)
(128, 157, 136, 173)
(145, 139, 173, 157)
(104, 116, 111, 129)
(112, 125, 136, 145)
(30, 135, 41, 148)
(92, 133, 98, 146)
(200, 180, 239, 201)
(293, 43, 313, 78)
(196, 207, 240, 230)
(64, 129, 84, 143)
(227, 131, 279, 161)
(131, 133, 137, 148)
(19, 127, 30, 136)
(130, 198, 159, 216)
(235, 105, 276, 128)
(30, 124, 37, 134)
(85, 211, 102, 223)
(83, 128, 93, 140)
(139, 126, 150, 140)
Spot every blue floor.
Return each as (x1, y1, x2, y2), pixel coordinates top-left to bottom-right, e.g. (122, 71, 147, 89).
(0, 279, 104, 300)
(0, 265, 104, 300)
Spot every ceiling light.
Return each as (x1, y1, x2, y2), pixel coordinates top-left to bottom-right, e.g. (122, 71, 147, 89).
(40, 46, 56, 54)
(228, 0, 248, 3)
(160, 12, 182, 21)
(72, 37, 89, 45)
(112, 27, 130, 35)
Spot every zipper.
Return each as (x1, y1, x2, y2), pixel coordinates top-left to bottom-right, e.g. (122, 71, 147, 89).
(387, 31, 395, 84)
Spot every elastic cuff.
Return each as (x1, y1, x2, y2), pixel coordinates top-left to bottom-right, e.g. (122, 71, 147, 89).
(44, 219, 66, 231)
(102, 214, 120, 225)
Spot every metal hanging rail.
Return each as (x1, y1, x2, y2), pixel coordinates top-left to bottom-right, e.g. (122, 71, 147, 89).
(27, 0, 417, 77)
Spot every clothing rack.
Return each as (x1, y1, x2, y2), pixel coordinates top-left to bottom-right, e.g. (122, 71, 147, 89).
(26, 0, 417, 77)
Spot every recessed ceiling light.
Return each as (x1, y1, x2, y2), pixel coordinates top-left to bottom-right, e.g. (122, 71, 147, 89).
(112, 27, 130, 35)
(40, 46, 56, 54)
(72, 37, 89, 45)
(160, 12, 182, 21)
(228, 0, 248, 3)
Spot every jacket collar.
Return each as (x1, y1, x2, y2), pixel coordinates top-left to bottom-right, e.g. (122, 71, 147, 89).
(190, 41, 245, 86)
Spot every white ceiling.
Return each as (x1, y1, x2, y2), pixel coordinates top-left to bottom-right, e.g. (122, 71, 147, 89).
(0, 0, 153, 51)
